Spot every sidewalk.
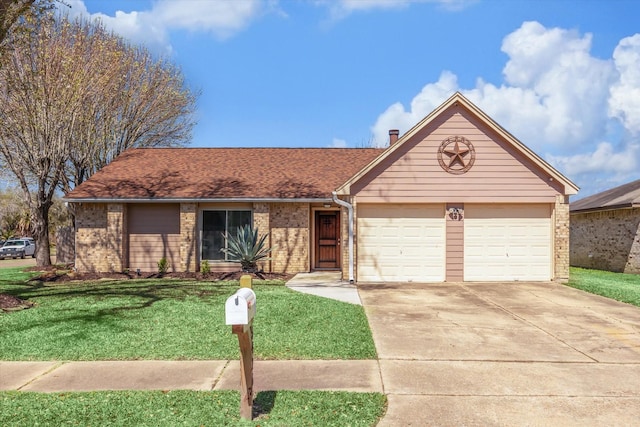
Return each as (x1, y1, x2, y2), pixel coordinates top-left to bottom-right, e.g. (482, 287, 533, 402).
(1, 359, 383, 393)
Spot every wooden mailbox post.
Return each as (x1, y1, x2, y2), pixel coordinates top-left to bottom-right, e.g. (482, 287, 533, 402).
(225, 276, 256, 420)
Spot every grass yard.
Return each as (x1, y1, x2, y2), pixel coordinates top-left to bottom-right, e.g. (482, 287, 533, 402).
(568, 267, 640, 307)
(0, 267, 376, 361)
(1, 267, 386, 425)
(0, 390, 387, 427)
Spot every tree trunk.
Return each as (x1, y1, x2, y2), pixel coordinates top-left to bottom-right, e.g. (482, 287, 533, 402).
(32, 202, 52, 267)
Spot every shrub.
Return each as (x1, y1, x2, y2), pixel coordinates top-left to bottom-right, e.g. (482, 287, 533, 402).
(221, 225, 272, 273)
(157, 257, 169, 275)
(200, 259, 210, 274)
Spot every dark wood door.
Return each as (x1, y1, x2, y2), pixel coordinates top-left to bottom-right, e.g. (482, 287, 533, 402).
(315, 211, 340, 269)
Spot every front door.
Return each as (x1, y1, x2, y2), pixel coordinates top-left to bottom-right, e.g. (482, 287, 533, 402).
(315, 211, 340, 269)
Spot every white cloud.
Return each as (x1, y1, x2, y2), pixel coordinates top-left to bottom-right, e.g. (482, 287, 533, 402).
(497, 21, 614, 150)
(154, 0, 263, 38)
(329, 138, 348, 148)
(371, 70, 459, 146)
(547, 141, 639, 177)
(609, 34, 640, 135)
(321, 0, 475, 20)
(370, 21, 640, 196)
(63, 0, 265, 52)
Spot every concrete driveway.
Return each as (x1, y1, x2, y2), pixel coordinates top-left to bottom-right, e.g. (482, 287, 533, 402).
(359, 281, 640, 426)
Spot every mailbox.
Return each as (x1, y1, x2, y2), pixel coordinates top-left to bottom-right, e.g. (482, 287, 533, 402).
(225, 287, 256, 326)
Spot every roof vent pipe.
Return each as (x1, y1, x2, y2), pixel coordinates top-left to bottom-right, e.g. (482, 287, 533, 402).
(389, 129, 399, 145)
(332, 191, 354, 283)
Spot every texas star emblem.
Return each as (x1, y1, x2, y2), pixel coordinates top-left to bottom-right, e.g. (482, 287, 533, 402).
(437, 136, 476, 174)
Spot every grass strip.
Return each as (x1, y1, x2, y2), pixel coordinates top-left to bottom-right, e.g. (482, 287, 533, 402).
(568, 267, 640, 307)
(1, 277, 376, 360)
(0, 267, 37, 283)
(0, 390, 387, 426)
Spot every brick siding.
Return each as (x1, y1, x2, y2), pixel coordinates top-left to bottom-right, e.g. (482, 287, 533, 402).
(335, 197, 355, 281)
(554, 195, 571, 282)
(252, 202, 271, 272)
(269, 203, 310, 274)
(180, 203, 197, 272)
(571, 207, 640, 274)
(75, 203, 124, 272)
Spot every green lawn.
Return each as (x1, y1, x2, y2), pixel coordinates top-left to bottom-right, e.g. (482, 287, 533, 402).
(568, 267, 640, 307)
(0, 390, 387, 427)
(1, 267, 385, 425)
(0, 267, 376, 360)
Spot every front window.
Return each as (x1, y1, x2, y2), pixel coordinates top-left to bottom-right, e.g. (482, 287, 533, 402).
(201, 210, 251, 261)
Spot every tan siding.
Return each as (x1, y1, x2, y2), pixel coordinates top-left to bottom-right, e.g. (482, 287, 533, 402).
(128, 204, 180, 272)
(446, 203, 464, 281)
(208, 262, 241, 273)
(352, 106, 561, 203)
(129, 235, 181, 270)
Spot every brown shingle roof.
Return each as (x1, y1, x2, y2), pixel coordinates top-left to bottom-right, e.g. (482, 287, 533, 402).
(65, 147, 384, 200)
(570, 178, 640, 213)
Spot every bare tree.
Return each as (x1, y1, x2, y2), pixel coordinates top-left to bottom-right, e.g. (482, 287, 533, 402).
(0, 15, 197, 266)
(63, 28, 197, 191)
(0, 187, 30, 238)
(0, 0, 37, 46)
(0, 0, 60, 49)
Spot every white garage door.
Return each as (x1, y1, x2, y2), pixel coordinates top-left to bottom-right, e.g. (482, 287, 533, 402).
(464, 204, 551, 281)
(357, 204, 445, 282)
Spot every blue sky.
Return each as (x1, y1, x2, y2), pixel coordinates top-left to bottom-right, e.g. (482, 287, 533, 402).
(67, 0, 640, 199)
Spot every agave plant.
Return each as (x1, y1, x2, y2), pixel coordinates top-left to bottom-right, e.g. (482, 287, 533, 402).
(221, 225, 272, 273)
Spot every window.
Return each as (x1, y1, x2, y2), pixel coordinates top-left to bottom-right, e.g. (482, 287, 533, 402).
(202, 210, 252, 261)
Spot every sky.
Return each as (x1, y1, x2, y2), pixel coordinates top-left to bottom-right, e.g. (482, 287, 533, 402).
(62, 0, 640, 200)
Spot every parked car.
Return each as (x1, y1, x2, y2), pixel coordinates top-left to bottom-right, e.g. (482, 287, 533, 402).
(0, 238, 36, 259)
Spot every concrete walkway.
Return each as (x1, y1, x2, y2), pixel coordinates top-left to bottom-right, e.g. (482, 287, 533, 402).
(1, 359, 382, 393)
(285, 271, 361, 305)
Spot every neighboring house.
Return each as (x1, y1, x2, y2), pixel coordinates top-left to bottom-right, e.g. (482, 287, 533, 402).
(64, 92, 578, 282)
(570, 179, 640, 274)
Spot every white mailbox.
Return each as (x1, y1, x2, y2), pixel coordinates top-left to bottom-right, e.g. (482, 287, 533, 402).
(225, 288, 257, 325)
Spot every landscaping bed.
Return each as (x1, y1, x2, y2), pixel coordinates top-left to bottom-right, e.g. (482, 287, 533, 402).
(24, 264, 293, 282)
(0, 293, 34, 312)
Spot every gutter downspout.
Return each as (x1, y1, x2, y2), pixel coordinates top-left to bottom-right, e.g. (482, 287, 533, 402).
(332, 191, 354, 283)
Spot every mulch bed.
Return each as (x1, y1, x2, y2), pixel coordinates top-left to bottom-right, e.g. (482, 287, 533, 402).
(0, 266, 292, 312)
(23, 266, 292, 283)
(0, 293, 35, 312)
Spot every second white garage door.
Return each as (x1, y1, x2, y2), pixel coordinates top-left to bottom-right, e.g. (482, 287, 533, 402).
(357, 204, 445, 282)
(464, 204, 552, 281)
